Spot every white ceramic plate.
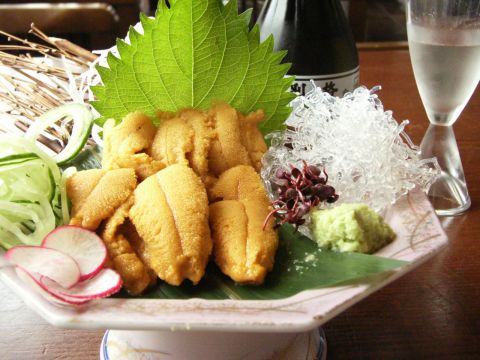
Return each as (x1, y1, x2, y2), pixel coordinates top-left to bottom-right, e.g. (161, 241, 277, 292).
(0, 187, 447, 333)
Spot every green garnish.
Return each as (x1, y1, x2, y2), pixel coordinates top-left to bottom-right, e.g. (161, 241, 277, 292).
(311, 204, 396, 254)
(92, 0, 295, 134)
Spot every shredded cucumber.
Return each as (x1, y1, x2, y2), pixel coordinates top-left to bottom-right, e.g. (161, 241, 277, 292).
(0, 135, 68, 249)
(25, 103, 94, 165)
(0, 104, 93, 249)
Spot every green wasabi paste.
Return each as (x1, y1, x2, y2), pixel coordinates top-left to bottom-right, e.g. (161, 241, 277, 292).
(310, 204, 395, 254)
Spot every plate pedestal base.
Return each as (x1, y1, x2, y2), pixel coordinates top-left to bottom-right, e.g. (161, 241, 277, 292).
(100, 328, 326, 360)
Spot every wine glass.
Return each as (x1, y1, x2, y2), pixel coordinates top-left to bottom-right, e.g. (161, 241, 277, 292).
(406, 0, 480, 216)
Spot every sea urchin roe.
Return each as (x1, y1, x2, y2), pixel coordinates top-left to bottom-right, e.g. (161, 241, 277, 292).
(310, 204, 395, 254)
(209, 165, 278, 285)
(129, 164, 212, 286)
(102, 113, 164, 181)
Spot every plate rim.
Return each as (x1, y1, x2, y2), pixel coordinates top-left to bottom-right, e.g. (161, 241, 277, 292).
(0, 188, 448, 332)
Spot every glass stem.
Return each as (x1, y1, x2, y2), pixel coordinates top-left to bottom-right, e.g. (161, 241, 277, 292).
(420, 124, 471, 215)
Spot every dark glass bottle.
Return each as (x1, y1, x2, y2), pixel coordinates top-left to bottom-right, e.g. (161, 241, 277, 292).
(257, 0, 359, 97)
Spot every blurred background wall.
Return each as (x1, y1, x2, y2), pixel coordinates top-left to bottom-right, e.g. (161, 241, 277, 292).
(0, 0, 407, 50)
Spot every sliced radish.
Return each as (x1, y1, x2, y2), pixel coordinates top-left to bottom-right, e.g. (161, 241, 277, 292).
(5, 246, 80, 288)
(40, 268, 122, 300)
(15, 267, 89, 305)
(41, 225, 107, 281)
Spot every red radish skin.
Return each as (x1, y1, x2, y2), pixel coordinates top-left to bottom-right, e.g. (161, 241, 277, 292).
(10, 226, 124, 306)
(15, 267, 89, 305)
(40, 269, 123, 300)
(5, 246, 80, 288)
(41, 225, 107, 281)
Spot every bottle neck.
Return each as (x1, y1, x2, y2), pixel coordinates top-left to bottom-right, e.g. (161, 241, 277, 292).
(260, 0, 347, 28)
(264, 0, 351, 39)
(258, 0, 359, 75)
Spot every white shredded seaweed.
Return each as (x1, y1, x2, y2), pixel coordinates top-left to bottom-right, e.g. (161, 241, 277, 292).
(261, 85, 440, 214)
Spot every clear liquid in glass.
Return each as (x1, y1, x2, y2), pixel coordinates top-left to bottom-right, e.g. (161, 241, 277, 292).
(407, 24, 480, 126)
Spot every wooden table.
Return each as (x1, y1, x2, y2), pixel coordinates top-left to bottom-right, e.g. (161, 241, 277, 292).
(1, 49, 479, 359)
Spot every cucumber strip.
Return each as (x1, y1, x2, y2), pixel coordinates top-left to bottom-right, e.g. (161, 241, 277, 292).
(0, 215, 36, 246)
(60, 167, 77, 224)
(11, 136, 62, 185)
(0, 153, 39, 166)
(0, 218, 23, 249)
(0, 198, 54, 247)
(0, 201, 41, 223)
(20, 221, 35, 233)
(25, 103, 94, 165)
(11, 200, 40, 205)
(47, 168, 56, 203)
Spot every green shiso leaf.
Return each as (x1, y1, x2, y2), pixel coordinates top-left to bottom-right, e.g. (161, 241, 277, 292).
(91, 0, 295, 135)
